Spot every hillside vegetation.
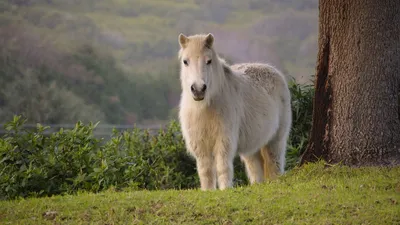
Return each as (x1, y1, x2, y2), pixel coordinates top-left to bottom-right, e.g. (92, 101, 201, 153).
(1, 162, 399, 224)
(1, 0, 318, 77)
(0, 0, 317, 125)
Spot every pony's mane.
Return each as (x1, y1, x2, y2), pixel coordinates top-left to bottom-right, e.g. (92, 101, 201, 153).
(218, 57, 233, 76)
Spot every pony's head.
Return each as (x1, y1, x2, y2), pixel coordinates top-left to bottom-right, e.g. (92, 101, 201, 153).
(178, 33, 223, 102)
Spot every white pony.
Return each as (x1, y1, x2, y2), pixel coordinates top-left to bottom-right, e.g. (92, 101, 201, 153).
(178, 33, 292, 190)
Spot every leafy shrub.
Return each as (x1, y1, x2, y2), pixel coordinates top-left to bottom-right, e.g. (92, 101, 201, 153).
(0, 81, 313, 200)
(0, 116, 248, 200)
(0, 116, 191, 200)
(286, 78, 314, 170)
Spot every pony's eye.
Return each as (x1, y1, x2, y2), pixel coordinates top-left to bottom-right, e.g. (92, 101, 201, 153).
(206, 59, 212, 65)
(183, 60, 189, 66)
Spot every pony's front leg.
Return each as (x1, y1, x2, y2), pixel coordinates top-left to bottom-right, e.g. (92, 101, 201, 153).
(214, 138, 235, 190)
(196, 153, 216, 190)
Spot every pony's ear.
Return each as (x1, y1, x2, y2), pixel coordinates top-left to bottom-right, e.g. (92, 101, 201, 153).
(204, 33, 214, 49)
(179, 33, 189, 48)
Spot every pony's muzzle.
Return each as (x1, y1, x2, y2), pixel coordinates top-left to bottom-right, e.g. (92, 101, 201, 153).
(190, 84, 207, 101)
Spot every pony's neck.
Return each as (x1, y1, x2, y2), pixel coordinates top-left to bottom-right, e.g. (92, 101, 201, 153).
(215, 56, 230, 83)
(206, 56, 237, 106)
(217, 56, 236, 87)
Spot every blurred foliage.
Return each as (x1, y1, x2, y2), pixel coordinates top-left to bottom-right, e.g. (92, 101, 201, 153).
(0, 24, 180, 124)
(0, 0, 317, 126)
(1, 0, 317, 78)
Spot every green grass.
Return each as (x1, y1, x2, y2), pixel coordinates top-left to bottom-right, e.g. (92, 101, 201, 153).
(1, 162, 399, 224)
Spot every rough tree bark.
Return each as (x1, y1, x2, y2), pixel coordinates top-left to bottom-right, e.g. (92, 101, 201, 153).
(301, 0, 400, 166)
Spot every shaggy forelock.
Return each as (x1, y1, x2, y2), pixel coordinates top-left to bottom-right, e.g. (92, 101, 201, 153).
(178, 34, 213, 59)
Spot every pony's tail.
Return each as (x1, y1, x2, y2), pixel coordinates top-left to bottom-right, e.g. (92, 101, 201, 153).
(260, 145, 278, 180)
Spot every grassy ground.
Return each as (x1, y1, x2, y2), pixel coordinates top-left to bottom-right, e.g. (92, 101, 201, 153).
(1, 161, 399, 225)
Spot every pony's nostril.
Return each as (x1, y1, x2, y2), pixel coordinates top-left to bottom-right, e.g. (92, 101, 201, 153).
(191, 84, 206, 95)
(201, 84, 207, 92)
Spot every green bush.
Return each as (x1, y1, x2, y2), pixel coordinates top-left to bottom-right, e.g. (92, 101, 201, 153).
(0, 81, 313, 200)
(286, 78, 314, 170)
(0, 116, 248, 200)
(0, 115, 195, 200)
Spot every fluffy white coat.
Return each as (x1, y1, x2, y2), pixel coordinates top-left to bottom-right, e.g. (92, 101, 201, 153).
(178, 33, 292, 190)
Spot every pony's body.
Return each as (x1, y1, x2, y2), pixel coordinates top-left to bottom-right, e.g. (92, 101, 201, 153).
(178, 33, 292, 190)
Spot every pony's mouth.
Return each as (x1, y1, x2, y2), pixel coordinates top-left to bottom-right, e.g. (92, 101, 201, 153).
(193, 96, 204, 101)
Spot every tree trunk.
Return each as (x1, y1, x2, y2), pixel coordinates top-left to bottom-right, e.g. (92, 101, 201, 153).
(301, 0, 400, 166)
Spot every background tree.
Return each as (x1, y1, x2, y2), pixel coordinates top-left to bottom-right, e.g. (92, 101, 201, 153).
(301, 0, 400, 166)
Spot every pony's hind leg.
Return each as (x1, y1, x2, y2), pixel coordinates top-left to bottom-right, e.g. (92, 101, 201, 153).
(260, 145, 280, 180)
(264, 132, 288, 176)
(264, 108, 291, 176)
(240, 150, 265, 184)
